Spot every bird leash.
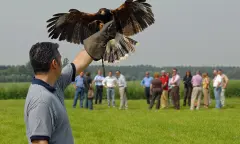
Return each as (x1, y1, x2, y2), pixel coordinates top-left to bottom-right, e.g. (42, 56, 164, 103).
(101, 58, 106, 77)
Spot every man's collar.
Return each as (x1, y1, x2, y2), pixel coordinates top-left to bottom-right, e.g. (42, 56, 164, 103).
(31, 77, 56, 93)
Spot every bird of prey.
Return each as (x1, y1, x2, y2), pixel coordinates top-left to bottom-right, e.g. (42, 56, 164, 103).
(46, 0, 155, 64)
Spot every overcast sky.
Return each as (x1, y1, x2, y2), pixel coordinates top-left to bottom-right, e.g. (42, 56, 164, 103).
(0, 0, 240, 67)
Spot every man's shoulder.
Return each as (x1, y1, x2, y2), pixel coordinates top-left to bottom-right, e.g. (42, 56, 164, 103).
(25, 84, 56, 110)
(120, 74, 125, 78)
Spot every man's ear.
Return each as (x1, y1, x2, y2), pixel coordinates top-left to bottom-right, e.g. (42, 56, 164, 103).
(51, 59, 58, 69)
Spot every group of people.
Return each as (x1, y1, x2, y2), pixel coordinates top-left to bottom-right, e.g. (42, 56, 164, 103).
(141, 68, 229, 110)
(72, 69, 128, 110)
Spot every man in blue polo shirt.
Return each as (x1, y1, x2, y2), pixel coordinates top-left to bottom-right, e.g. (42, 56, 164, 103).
(73, 71, 85, 108)
(24, 20, 116, 144)
(141, 71, 153, 104)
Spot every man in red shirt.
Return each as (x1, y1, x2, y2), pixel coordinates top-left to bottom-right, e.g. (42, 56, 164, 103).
(159, 70, 169, 108)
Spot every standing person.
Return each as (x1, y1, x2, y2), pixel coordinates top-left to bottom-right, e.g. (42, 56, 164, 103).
(102, 71, 118, 107)
(83, 72, 93, 109)
(190, 70, 203, 110)
(213, 69, 223, 109)
(115, 70, 128, 110)
(202, 72, 210, 108)
(72, 72, 85, 108)
(159, 70, 169, 109)
(169, 68, 181, 110)
(183, 70, 193, 106)
(167, 72, 173, 106)
(141, 72, 153, 104)
(23, 20, 117, 144)
(218, 69, 229, 107)
(93, 69, 104, 104)
(87, 84, 94, 110)
(207, 73, 212, 106)
(149, 72, 162, 110)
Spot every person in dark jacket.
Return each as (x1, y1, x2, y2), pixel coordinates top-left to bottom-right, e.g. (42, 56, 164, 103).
(183, 70, 193, 106)
(84, 72, 93, 109)
(149, 72, 162, 110)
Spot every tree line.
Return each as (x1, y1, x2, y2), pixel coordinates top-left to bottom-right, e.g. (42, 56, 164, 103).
(0, 58, 240, 82)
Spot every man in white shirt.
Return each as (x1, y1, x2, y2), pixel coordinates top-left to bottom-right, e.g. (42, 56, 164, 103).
(102, 71, 118, 107)
(212, 69, 223, 109)
(169, 68, 181, 110)
(115, 70, 128, 110)
(218, 69, 229, 107)
(92, 69, 105, 104)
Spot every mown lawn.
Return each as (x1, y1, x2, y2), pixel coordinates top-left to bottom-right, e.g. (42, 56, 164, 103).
(0, 98, 240, 144)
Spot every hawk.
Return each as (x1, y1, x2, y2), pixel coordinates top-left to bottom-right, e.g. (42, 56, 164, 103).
(46, 0, 154, 62)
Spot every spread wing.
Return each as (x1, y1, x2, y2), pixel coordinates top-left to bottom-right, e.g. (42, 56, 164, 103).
(46, 9, 102, 45)
(111, 0, 155, 36)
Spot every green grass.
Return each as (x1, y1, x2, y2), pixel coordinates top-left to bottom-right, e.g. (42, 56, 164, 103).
(0, 98, 240, 144)
(1, 80, 240, 100)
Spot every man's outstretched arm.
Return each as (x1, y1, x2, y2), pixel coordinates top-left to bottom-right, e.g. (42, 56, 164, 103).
(72, 49, 93, 74)
(57, 20, 117, 91)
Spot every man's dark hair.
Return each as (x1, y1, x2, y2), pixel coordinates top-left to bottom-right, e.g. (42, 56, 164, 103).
(29, 42, 60, 74)
(116, 70, 121, 73)
(172, 68, 177, 71)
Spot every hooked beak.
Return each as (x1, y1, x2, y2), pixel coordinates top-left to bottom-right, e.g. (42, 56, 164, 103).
(100, 10, 105, 15)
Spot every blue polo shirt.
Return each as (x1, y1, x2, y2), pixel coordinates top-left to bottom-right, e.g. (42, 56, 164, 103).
(75, 75, 85, 88)
(141, 76, 153, 87)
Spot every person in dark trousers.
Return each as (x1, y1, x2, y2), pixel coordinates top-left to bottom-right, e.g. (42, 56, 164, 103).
(93, 70, 104, 104)
(183, 70, 193, 106)
(169, 68, 181, 110)
(149, 72, 162, 110)
(141, 72, 153, 104)
(83, 72, 93, 109)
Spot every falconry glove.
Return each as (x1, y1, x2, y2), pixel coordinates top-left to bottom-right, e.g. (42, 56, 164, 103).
(83, 20, 117, 61)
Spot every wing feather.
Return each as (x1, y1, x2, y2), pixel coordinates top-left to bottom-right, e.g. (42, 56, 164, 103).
(46, 10, 101, 44)
(111, 0, 154, 36)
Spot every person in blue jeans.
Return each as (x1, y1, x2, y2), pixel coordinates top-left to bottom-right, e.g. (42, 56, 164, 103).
(87, 87, 94, 110)
(213, 69, 223, 109)
(83, 72, 93, 109)
(73, 72, 85, 108)
(141, 72, 153, 104)
(102, 71, 118, 107)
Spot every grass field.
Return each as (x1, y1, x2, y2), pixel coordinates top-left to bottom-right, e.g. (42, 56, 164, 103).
(0, 98, 240, 144)
(1, 80, 240, 99)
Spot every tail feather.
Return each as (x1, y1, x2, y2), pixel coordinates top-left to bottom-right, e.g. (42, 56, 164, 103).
(98, 33, 138, 64)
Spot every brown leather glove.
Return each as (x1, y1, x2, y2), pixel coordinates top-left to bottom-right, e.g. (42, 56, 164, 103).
(83, 20, 117, 61)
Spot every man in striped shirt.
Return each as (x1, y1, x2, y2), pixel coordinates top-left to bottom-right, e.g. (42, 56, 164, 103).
(169, 68, 181, 110)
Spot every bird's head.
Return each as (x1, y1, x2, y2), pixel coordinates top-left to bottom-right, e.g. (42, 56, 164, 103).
(98, 8, 112, 16)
